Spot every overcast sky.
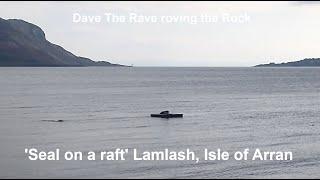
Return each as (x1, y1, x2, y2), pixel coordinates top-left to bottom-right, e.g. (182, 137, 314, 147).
(0, 1, 320, 66)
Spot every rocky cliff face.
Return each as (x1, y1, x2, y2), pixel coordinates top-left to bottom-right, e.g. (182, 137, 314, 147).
(0, 18, 124, 67)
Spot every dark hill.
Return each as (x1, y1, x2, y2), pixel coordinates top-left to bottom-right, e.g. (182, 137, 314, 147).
(255, 58, 320, 67)
(0, 18, 125, 67)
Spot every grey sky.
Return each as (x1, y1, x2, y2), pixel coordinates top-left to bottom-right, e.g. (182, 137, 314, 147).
(0, 1, 320, 66)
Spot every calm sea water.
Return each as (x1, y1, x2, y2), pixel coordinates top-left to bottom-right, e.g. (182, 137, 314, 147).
(0, 67, 319, 178)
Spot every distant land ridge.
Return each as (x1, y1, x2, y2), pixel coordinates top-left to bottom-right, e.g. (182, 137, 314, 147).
(255, 58, 320, 67)
(0, 18, 126, 67)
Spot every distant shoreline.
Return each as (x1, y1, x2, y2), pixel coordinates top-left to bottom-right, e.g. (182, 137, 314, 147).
(255, 58, 320, 67)
(2, 66, 320, 68)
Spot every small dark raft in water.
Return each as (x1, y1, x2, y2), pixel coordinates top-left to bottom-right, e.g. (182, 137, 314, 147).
(151, 111, 183, 119)
(42, 120, 64, 123)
